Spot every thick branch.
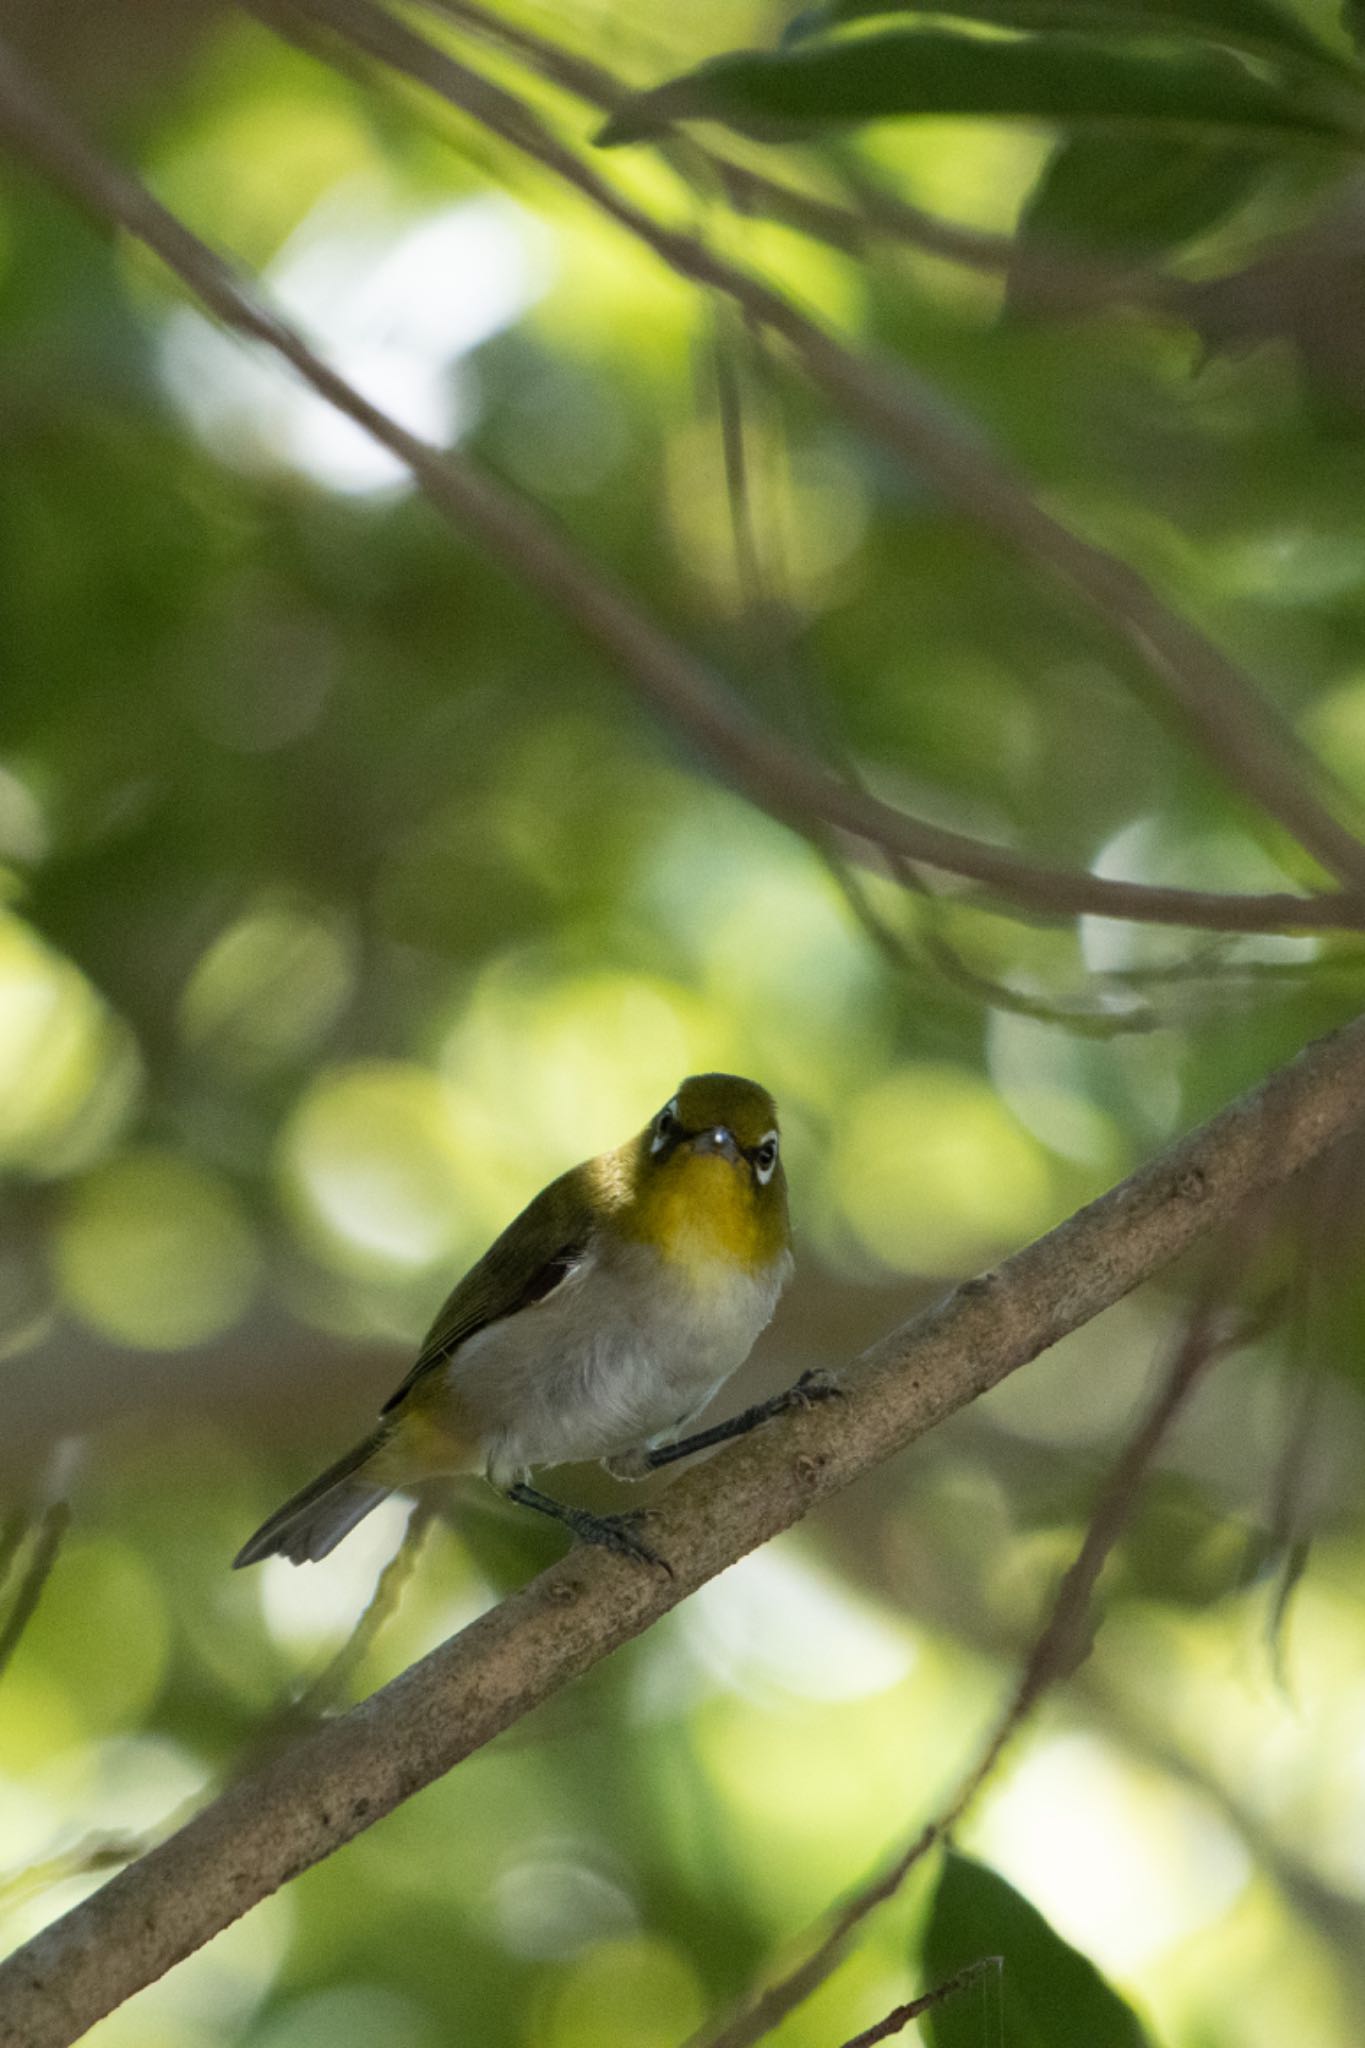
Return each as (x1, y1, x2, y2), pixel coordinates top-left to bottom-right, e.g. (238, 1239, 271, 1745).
(0, 36, 1358, 937)
(1, 994, 1364, 2040)
(277, 0, 1365, 893)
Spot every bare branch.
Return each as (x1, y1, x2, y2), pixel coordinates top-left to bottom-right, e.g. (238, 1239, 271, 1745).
(0, 39, 1353, 936)
(273, 0, 1365, 893)
(0, 1502, 68, 1686)
(1260, 1149, 1358, 1682)
(0, 1444, 82, 1689)
(0, 1515, 25, 1606)
(289, 1498, 436, 1720)
(834, 1958, 1003, 2048)
(0, 988, 1362, 2042)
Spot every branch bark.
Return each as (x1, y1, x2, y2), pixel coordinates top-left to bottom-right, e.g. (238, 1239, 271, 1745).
(1, 998, 1364, 2040)
(0, 32, 1360, 936)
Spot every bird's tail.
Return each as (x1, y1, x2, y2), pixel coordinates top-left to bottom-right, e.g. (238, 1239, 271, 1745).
(233, 1427, 394, 1568)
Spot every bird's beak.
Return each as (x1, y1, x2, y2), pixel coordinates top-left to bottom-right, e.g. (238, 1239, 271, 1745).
(689, 1125, 742, 1165)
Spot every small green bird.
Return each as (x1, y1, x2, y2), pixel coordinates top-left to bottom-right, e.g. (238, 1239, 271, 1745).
(234, 1073, 823, 1573)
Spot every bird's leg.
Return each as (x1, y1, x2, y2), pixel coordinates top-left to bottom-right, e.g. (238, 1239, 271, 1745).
(643, 1369, 843, 1471)
(506, 1482, 671, 1574)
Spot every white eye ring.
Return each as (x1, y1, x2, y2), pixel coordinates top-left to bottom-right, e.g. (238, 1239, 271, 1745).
(753, 1132, 779, 1184)
(651, 1099, 680, 1155)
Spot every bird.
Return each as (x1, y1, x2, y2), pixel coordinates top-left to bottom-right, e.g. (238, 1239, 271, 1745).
(233, 1072, 831, 1574)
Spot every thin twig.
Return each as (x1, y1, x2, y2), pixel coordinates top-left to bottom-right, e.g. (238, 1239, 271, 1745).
(0, 1501, 70, 1685)
(1260, 1148, 1361, 1683)
(835, 1958, 1003, 2048)
(827, 845, 1165, 1036)
(707, 305, 1159, 1034)
(0, 1838, 148, 1912)
(273, 0, 1365, 894)
(1, 1503, 437, 1920)
(708, 321, 1160, 1034)
(689, 1284, 1258, 2048)
(0, 39, 1353, 936)
(290, 1498, 436, 1718)
(0, 1511, 26, 1604)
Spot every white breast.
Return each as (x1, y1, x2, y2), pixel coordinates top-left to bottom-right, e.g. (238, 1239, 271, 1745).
(443, 1237, 792, 1489)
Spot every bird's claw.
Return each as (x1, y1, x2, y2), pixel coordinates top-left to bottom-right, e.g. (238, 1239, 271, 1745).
(574, 1508, 672, 1575)
(784, 1368, 843, 1411)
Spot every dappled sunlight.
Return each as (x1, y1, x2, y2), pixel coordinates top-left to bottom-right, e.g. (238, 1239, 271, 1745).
(1304, 674, 1365, 802)
(691, 1637, 986, 1918)
(180, 899, 355, 1076)
(986, 1008, 1147, 1169)
(257, 1493, 414, 1657)
(681, 1544, 916, 1705)
(159, 186, 548, 493)
(245, 1986, 438, 2048)
(492, 1841, 639, 1961)
(54, 1153, 259, 1349)
(538, 1934, 705, 2048)
(983, 1295, 1160, 1447)
(280, 1063, 471, 1278)
(1099, 1574, 1365, 1901)
(974, 1729, 1252, 1971)
(438, 961, 727, 1183)
(833, 1063, 1058, 1275)
(2, 1535, 170, 1738)
(0, 760, 48, 865)
(1082, 815, 1321, 978)
(0, 911, 141, 1177)
(665, 415, 870, 614)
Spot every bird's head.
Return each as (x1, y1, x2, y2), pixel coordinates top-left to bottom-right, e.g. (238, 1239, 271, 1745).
(622, 1073, 789, 1271)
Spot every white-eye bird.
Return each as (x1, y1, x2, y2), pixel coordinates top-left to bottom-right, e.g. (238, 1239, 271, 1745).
(233, 1073, 825, 1573)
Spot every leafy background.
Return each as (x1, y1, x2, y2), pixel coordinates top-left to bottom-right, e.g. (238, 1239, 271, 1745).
(4, 0, 1365, 2042)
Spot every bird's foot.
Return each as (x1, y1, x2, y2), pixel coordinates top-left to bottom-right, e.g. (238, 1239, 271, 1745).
(568, 1506, 672, 1574)
(506, 1481, 671, 1572)
(776, 1367, 843, 1413)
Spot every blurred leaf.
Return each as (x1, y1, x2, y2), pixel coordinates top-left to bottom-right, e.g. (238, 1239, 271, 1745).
(1012, 136, 1264, 275)
(790, 0, 1352, 71)
(598, 31, 1360, 147)
(921, 1851, 1152, 2048)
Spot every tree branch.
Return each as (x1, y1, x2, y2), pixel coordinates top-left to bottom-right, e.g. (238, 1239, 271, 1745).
(0, 1503, 69, 1687)
(835, 1959, 1003, 2048)
(0, 31, 1358, 936)
(0, 1440, 82, 1688)
(274, 0, 1365, 894)
(0, 987, 1362, 2039)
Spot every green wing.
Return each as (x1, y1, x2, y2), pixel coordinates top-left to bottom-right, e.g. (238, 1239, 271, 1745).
(380, 1163, 594, 1415)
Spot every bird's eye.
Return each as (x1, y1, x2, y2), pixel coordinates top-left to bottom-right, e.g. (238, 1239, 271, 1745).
(651, 1101, 680, 1155)
(752, 1134, 779, 1184)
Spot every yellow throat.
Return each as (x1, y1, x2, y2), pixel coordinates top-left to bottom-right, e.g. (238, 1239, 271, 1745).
(618, 1146, 788, 1280)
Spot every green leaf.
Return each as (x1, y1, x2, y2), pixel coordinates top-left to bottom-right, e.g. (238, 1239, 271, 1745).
(598, 30, 1361, 147)
(921, 1851, 1153, 2048)
(791, 0, 1353, 73)
(1015, 134, 1264, 263)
